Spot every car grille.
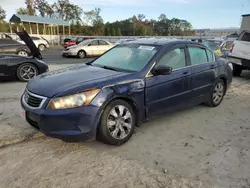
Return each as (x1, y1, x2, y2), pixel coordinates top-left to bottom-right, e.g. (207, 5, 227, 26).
(27, 94, 43, 107)
(23, 90, 47, 108)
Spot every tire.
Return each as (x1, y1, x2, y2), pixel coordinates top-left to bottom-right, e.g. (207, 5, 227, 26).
(205, 79, 226, 107)
(77, 50, 86, 59)
(16, 63, 38, 82)
(233, 64, 243, 77)
(17, 50, 28, 57)
(98, 100, 136, 146)
(38, 44, 46, 52)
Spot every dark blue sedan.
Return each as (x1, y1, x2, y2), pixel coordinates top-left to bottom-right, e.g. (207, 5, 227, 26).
(20, 39, 233, 145)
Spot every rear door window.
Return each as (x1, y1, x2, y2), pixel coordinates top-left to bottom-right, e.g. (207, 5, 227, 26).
(90, 40, 99, 46)
(188, 47, 208, 65)
(240, 32, 250, 42)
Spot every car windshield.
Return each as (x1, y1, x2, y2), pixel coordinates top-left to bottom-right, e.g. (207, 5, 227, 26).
(78, 40, 92, 46)
(92, 44, 158, 72)
(203, 40, 222, 51)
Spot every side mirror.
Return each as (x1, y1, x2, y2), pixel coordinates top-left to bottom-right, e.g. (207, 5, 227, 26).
(152, 65, 172, 75)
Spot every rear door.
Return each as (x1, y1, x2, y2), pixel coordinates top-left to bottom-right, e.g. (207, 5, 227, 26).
(98, 40, 110, 55)
(187, 44, 217, 98)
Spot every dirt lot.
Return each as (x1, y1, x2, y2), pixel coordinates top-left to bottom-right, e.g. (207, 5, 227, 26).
(0, 66, 250, 188)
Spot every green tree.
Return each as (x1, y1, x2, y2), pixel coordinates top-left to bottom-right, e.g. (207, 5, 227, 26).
(25, 0, 36, 15)
(17, 8, 28, 15)
(105, 27, 111, 36)
(111, 27, 116, 36)
(116, 28, 122, 36)
(34, 0, 54, 18)
(0, 6, 6, 21)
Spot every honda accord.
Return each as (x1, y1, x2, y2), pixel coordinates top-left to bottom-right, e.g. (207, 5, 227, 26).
(20, 39, 233, 146)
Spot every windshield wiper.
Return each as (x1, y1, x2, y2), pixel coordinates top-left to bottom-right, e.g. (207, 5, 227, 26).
(102, 66, 120, 72)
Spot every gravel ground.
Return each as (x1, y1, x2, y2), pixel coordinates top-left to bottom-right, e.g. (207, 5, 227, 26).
(0, 66, 250, 188)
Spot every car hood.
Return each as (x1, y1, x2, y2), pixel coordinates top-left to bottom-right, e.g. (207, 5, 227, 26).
(27, 64, 130, 98)
(15, 29, 43, 59)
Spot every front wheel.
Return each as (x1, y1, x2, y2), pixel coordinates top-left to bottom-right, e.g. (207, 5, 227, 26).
(38, 44, 46, 51)
(77, 50, 86, 59)
(205, 79, 226, 107)
(98, 100, 136, 146)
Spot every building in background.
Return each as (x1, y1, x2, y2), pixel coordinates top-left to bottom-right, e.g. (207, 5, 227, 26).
(194, 28, 239, 38)
(240, 14, 250, 32)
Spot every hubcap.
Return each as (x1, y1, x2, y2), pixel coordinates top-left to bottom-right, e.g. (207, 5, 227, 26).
(20, 65, 37, 81)
(213, 82, 224, 104)
(39, 45, 45, 51)
(18, 51, 28, 57)
(107, 105, 133, 140)
(79, 52, 84, 58)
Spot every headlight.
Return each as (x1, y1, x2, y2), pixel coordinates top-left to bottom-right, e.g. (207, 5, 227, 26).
(48, 89, 100, 109)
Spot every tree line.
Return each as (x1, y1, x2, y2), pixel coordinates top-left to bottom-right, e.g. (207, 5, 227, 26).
(0, 0, 195, 36)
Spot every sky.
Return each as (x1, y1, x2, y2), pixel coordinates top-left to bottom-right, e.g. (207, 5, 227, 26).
(1, 0, 250, 29)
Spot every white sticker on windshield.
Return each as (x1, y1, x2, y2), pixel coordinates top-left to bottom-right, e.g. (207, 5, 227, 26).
(138, 45, 155, 50)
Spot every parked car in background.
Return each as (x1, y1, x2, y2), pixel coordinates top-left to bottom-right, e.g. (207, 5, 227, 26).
(115, 39, 136, 45)
(64, 37, 95, 48)
(228, 30, 250, 76)
(17, 36, 50, 51)
(0, 29, 48, 82)
(202, 39, 223, 52)
(62, 39, 114, 58)
(0, 37, 31, 57)
(21, 39, 232, 146)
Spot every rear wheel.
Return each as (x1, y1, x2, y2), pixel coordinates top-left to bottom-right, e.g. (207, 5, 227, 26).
(38, 44, 46, 51)
(205, 79, 225, 107)
(77, 50, 86, 59)
(233, 64, 243, 77)
(17, 63, 38, 82)
(98, 100, 136, 146)
(17, 50, 28, 57)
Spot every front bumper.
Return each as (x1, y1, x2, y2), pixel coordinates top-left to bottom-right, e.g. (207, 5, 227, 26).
(21, 93, 101, 142)
(62, 51, 76, 57)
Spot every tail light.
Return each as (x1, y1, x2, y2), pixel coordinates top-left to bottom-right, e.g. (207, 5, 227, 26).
(229, 43, 235, 53)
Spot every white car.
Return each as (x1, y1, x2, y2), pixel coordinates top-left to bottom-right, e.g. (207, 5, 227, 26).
(17, 36, 50, 51)
(228, 30, 250, 76)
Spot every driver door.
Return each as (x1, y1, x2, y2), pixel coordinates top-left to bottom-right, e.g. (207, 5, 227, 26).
(145, 45, 192, 117)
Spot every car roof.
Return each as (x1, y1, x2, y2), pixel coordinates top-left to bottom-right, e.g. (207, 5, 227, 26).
(127, 38, 204, 47)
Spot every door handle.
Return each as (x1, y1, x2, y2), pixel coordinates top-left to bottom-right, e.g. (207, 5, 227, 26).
(182, 71, 189, 75)
(210, 64, 215, 69)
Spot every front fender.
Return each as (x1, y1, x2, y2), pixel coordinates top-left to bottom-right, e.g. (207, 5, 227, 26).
(91, 79, 146, 131)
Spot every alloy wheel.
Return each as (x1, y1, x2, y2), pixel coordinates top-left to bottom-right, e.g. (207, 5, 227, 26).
(107, 105, 133, 140)
(212, 82, 224, 105)
(20, 65, 37, 81)
(39, 45, 45, 51)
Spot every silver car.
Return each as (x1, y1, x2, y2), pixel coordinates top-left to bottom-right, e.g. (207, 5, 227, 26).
(62, 39, 114, 58)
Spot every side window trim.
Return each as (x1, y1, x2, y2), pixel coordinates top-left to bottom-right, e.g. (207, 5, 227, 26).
(156, 45, 188, 68)
(187, 45, 210, 66)
(205, 48, 215, 63)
